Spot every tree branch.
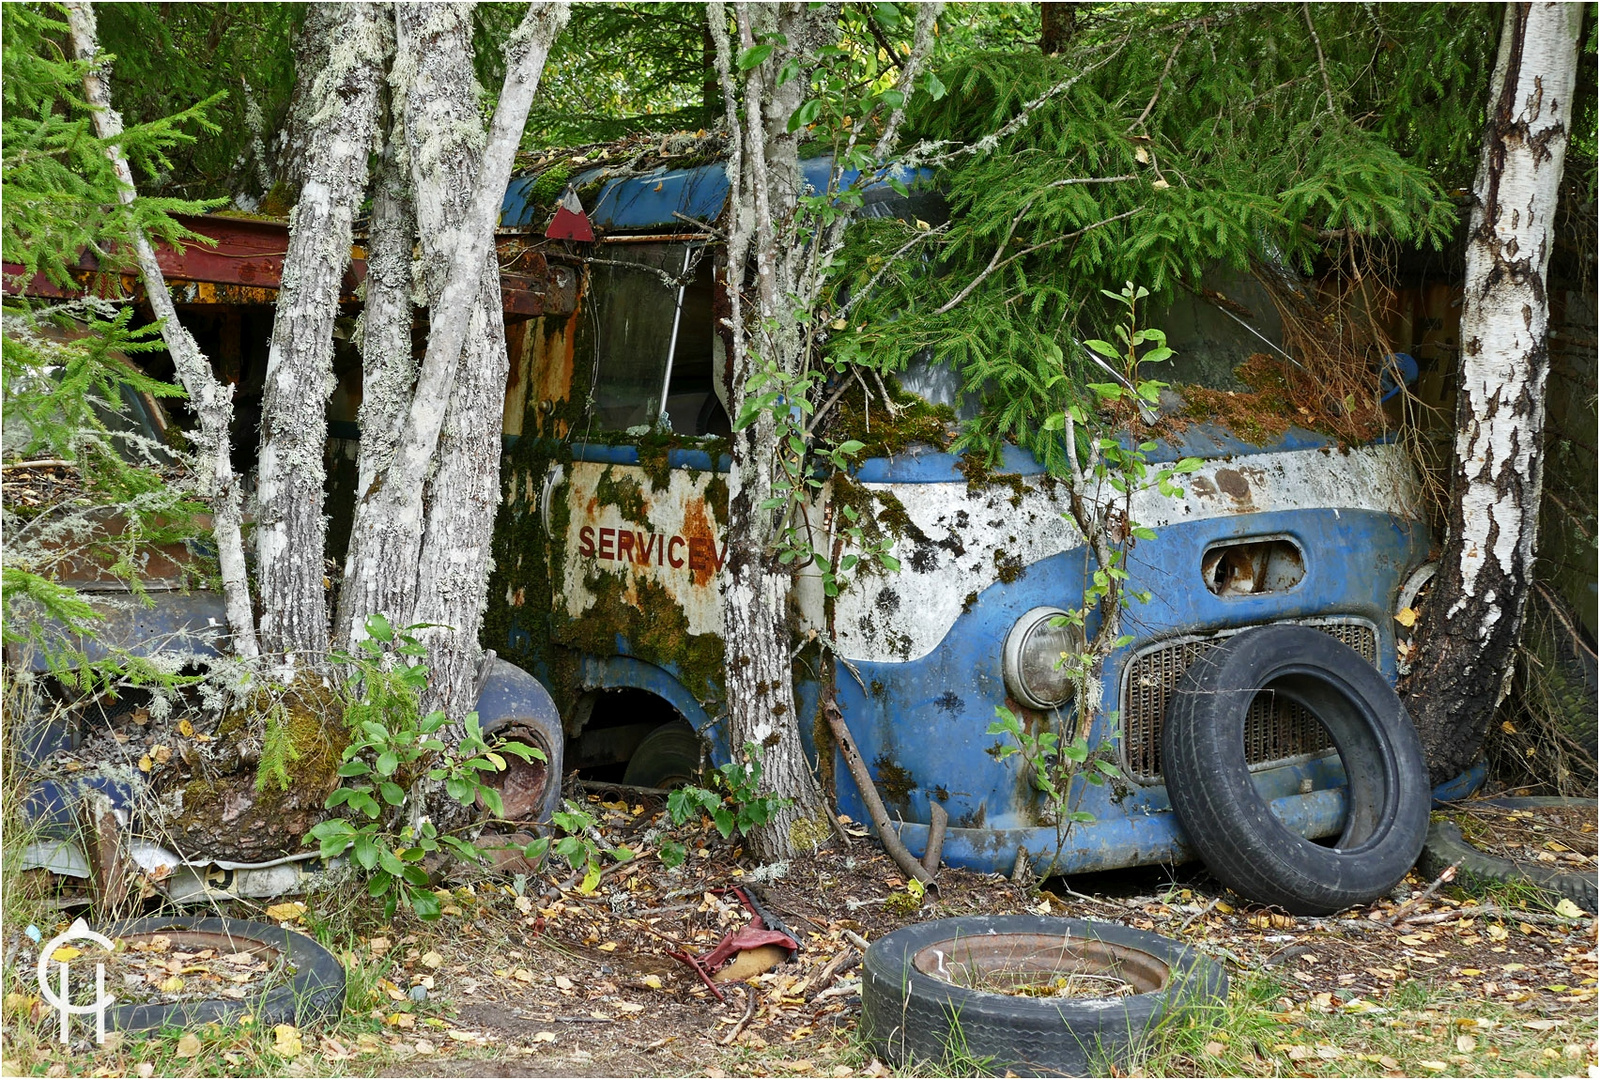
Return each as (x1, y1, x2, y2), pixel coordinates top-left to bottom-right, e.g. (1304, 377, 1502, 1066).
(1126, 26, 1190, 133)
(1302, 3, 1336, 113)
(62, 0, 261, 660)
(933, 202, 1139, 317)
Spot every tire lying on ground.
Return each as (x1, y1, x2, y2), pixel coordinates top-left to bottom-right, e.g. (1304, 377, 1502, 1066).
(1420, 796, 1598, 914)
(102, 916, 345, 1032)
(860, 915, 1228, 1077)
(1162, 624, 1431, 916)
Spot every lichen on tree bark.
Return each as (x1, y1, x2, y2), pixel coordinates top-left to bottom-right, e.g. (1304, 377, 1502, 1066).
(339, 1, 569, 726)
(256, 2, 390, 663)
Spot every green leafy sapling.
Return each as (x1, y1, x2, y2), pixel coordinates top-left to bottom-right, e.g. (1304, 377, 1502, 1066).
(657, 743, 792, 868)
(306, 615, 545, 920)
(989, 285, 1203, 877)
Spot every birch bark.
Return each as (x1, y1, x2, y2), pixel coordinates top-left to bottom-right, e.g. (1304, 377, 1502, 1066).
(340, 1, 568, 721)
(1405, 2, 1583, 783)
(63, 1, 261, 659)
(256, 3, 390, 661)
(275, 5, 338, 198)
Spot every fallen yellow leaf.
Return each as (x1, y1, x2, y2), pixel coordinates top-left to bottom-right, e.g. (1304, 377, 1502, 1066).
(598, 941, 618, 952)
(265, 901, 306, 923)
(49, 946, 82, 963)
(1203, 1041, 1228, 1055)
(420, 951, 443, 969)
(1456, 1034, 1476, 1052)
(642, 975, 663, 990)
(274, 1024, 303, 1059)
(1394, 607, 1418, 628)
(174, 1033, 202, 1058)
(177, 719, 195, 738)
(1554, 898, 1584, 919)
(532, 1031, 557, 1043)
(159, 976, 185, 994)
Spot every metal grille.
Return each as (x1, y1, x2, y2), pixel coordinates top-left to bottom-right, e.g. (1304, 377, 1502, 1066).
(1120, 620, 1378, 783)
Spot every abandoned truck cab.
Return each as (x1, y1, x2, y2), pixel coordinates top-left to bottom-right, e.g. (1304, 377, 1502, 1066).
(489, 157, 1465, 879)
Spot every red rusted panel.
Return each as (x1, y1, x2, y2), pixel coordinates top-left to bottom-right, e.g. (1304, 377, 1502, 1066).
(6, 214, 575, 319)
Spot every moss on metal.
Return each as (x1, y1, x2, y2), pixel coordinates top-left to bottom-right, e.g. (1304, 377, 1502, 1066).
(594, 466, 648, 525)
(561, 568, 725, 706)
(822, 374, 957, 458)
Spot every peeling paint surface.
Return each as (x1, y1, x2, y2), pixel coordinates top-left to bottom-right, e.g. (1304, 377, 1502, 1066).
(560, 459, 725, 636)
(828, 442, 1420, 665)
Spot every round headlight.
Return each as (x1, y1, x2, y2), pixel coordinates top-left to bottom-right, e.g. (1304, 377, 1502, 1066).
(1002, 607, 1082, 710)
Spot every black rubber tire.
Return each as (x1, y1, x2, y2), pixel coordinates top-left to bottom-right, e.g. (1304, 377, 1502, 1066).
(622, 721, 703, 788)
(1162, 624, 1430, 916)
(100, 916, 345, 1032)
(860, 915, 1227, 1077)
(1420, 797, 1598, 914)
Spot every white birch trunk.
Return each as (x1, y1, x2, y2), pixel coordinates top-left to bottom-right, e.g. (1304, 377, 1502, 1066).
(340, 1, 568, 722)
(1405, 2, 1582, 783)
(256, 3, 390, 662)
(63, 1, 260, 660)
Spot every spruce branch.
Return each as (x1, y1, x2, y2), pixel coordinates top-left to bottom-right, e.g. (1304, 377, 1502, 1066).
(1126, 27, 1191, 133)
(1302, 3, 1337, 114)
(62, 0, 261, 660)
(933, 201, 1139, 317)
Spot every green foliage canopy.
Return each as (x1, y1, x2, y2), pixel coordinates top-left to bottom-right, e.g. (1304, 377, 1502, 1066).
(825, 2, 1502, 473)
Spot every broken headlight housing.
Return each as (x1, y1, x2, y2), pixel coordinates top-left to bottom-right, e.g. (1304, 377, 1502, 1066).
(1002, 607, 1082, 710)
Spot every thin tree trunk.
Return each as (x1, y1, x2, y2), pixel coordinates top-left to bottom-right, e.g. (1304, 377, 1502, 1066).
(256, 2, 390, 662)
(335, 102, 418, 650)
(1405, 2, 1583, 784)
(63, 1, 260, 660)
(275, 4, 338, 199)
(340, 1, 568, 722)
(709, 3, 836, 861)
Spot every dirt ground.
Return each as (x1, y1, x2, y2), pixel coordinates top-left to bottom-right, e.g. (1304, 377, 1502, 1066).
(6, 781, 1596, 1078)
(285, 788, 1598, 1079)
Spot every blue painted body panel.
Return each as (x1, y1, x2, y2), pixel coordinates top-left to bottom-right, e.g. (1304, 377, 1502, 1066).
(852, 423, 1342, 484)
(506, 436, 731, 475)
(475, 656, 563, 732)
(797, 504, 1438, 874)
(502, 158, 934, 233)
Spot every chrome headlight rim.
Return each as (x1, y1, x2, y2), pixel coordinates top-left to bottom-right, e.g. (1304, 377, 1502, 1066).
(1002, 606, 1082, 711)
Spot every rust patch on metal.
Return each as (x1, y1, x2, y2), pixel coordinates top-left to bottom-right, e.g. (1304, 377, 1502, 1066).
(479, 724, 553, 821)
(911, 933, 1170, 994)
(681, 498, 725, 589)
(1214, 468, 1252, 501)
